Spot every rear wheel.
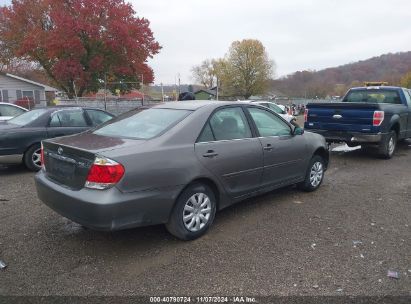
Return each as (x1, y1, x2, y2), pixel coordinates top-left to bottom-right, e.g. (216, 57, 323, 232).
(24, 144, 42, 172)
(166, 183, 217, 240)
(378, 131, 396, 159)
(298, 155, 325, 192)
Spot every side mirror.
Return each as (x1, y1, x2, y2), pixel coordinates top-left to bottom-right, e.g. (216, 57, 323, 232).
(293, 127, 304, 135)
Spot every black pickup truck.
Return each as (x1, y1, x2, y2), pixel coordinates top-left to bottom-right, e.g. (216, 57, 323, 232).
(304, 86, 411, 158)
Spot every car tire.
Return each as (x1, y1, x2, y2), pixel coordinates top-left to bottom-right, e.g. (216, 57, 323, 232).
(298, 155, 325, 192)
(166, 183, 217, 241)
(378, 131, 396, 159)
(24, 144, 42, 172)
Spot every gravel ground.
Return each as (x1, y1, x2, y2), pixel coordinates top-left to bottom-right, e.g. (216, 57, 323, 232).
(0, 134, 410, 298)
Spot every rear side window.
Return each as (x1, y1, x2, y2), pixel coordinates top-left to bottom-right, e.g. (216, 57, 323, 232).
(343, 89, 401, 104)
(85, 109, 113, 126)
(206, 107, 252, 141)
(93, 108, 190, 139)
(404, 90, 411, 107)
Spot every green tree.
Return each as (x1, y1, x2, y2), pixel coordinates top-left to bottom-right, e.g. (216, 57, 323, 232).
(400, 71, 411, 88)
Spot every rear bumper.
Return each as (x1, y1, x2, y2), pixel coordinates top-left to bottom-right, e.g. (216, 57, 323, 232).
(35, 171, 184, 231)
(306, 129, 386, 144)
(0, 154, 23, 164)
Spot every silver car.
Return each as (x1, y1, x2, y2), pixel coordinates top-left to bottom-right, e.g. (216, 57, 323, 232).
(35, 101, 328, 240)
(0, 102, 27, 121)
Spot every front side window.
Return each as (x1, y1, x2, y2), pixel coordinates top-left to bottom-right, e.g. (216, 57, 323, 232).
(93, 108, 190, 139)
(268, 103, 285, 114)
(49, 109, 88, 127)
(248, 107, 291, 137)
(206, 107, 252, 141)
(343, 89, 401, 104)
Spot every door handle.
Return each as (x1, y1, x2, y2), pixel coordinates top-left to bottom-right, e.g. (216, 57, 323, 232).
(203, 150, 218, 158)
(263, 144, 273, 151)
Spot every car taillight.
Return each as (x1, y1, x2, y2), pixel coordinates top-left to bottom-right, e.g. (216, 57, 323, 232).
(85, 157, 125, 190)
(40, 143, 45, 171)
(373, 111, 384, 126)
(304, 109, 309, 122)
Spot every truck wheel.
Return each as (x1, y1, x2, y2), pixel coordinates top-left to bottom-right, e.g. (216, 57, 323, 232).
(378, 131, 397, 159)
(24, 144, 42, 171)
(166, 183, 217, 241)
(298, 155, 325, 192)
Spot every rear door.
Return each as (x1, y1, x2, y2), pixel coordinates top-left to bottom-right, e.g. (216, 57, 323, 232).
(195, 106, 263, 199)
(246, 106, 307, 187)
(46, 109, 90, 138)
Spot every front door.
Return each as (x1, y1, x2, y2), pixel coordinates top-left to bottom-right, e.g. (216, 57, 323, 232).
(246, 106, 307, 188)
(195, 106, 263, 199)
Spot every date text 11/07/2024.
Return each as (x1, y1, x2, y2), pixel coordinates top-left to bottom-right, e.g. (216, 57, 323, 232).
(149, 296, 257, 303)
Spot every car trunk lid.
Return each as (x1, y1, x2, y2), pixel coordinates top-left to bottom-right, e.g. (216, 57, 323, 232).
(42, 133, 145, 190)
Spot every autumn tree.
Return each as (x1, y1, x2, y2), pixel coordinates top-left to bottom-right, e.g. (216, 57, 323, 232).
(0, 0, 160, 98)
(224, 39, 274, 99)
(191, 59, 218, 88)
(400, 71, 411, 88)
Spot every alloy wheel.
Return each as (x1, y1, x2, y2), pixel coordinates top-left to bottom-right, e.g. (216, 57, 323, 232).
(309, 161, 323, 188)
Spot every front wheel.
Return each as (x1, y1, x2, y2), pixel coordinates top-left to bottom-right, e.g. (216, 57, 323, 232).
(24, 144, 42, 171)
(166, 183, 217, 241)
(298, 155, 325, 192)
(378, 131, 397, 159)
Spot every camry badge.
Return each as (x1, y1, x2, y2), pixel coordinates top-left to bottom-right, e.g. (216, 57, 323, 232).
(57, 147, 63, 155)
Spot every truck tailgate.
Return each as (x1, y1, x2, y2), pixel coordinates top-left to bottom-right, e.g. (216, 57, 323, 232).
(305, 102, 380, 133)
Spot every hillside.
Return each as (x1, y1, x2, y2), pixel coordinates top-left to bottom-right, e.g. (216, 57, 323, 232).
(271, 51, 411, 98)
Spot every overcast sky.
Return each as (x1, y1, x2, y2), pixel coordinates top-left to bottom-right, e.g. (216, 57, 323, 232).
(1, 0, 411, 84)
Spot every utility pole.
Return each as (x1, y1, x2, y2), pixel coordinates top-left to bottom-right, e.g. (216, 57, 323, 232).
(104, 73, 107, 110)
(178, 73, 181, 97)
(161, 82, 164, 102)
(216, 77, 219, 101)
(141, 74, 144, 106)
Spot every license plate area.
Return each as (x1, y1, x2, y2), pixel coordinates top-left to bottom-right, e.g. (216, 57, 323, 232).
(47, 154, 76, 181)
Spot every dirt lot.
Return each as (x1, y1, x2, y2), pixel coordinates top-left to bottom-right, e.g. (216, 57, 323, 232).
(0, 137, 410, 298)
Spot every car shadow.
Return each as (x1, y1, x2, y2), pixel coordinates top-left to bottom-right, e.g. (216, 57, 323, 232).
(0, 164, 31, 176)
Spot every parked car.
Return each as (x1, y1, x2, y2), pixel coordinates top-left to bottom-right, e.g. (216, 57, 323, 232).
(241, 100, 296, 123)
(0, 106, 115, 171)
(35, 101, 329, 240)
(304, 85, 411, 158)
(0, 102, 28, 121)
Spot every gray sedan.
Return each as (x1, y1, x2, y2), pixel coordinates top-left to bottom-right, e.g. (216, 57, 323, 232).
(35, 101, 329, 240)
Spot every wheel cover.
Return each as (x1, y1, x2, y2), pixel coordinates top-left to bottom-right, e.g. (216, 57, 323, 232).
(182, 193, 212, 232)
(388, 137, 395, 156)
(32, 148, 42, 168)
(309, 161, 323, 187)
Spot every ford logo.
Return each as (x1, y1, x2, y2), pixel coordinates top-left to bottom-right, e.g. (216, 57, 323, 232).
(57, 147, 63, 155)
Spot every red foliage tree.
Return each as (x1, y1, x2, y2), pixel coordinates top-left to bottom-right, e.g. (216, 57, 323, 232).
(0, 0, 160, 98)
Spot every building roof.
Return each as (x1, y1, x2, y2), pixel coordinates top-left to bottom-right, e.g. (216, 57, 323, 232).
(194, 89, 216, 96)
(4, 73, 59, 92)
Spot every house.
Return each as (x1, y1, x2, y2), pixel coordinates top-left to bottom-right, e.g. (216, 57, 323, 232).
(0, 73, 58, 106)
(194, 89, 216, 100)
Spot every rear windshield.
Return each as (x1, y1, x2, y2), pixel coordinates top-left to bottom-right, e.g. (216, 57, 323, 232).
(93, 108, 191, 139)
(8, 108, 48, 126)
(343, 89, 401, 104)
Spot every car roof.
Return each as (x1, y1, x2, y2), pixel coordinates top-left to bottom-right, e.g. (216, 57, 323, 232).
(153, 100, 239, 111)
(350, 86, 406, 91)
(0, 102, 28, 110)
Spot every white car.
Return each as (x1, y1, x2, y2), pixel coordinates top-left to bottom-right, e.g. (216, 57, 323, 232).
(0, 102, 28, 121)
(241, 101, 296, 123)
